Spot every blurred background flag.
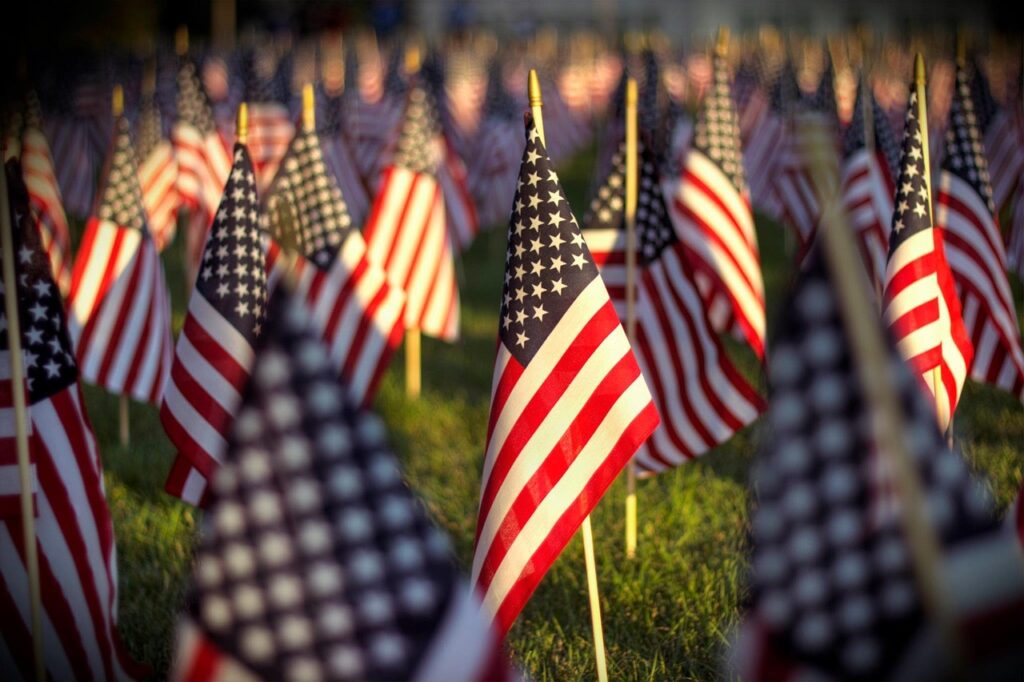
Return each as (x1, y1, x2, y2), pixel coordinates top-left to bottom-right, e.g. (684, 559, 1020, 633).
(67, 110, 173, 406)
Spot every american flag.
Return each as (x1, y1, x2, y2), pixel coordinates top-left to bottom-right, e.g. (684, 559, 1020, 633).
(21, 93, 72, 297)
(437, 135, 479, 252)
(583, 140, 764, 474)
(347, 45, 406, 187)
(67, 115, 173, 405)
(364, 85, 460, 342)
(729, 247, 1024, 681)
(136, 92, 179, 251)
(471, 116, 659, 635)
(317, 88, 371, 228)
(264, 127, 406, 407)
(42, 79, 102, 221)
(243, 50, 296, 192)
(161, 144, 267, 507)
(733, 50, 772, 150)
(935, 63, 1024, 403)
(468, 61, 525, 228)
(970, 58, 1024, 215)
(170, 286, 511, 682)
(743, 59, 795, 220)
(840, 81, 900, 295)
(882, 84, 972, 434)
(771, 52, 839, 253)
(664, 48, 767, 360)
(1009, 178, 1024, 277)
(1, 161, 146, 681)
(173, 54, 233, 280)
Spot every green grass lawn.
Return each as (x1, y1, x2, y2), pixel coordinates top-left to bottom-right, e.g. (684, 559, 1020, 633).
(89, 146, 1024, 680)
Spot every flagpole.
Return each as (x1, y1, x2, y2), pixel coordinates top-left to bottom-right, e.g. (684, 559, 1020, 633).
(913, 56, 951, 441)
(405, 45, 422, 399)
(1, 146, 46, 682)
(530, 68, 609, 682)
(112, 84, 131, 447)
(807, 52, 963, 673)
(623, 76, 639, 559)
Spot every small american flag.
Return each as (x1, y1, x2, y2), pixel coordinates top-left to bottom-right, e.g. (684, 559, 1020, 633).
(171, 286, 511, 682)
(468, 61, 524, 228)
(67, 114, 173, 405)
(2, 161, 146, 681)
(664, 48, 766, 360)
(970, 58, 1024, 215)
(136, 92, 179, 251)
(21, 92, 72, 297)
(317, 88, 371, 228)
(243, 49, 296, 193)
(743, 59, 795, 220)
(583, 140, 765, 474)
(882, 84, 972, 433)
(364, 85, 460, 342)
(161, 144, 267, 507)
(729, 247, 1024, 681)
(840, 81, 900, 295)
(265, 127, 406, 407)
(935, 63, 1024, 403)
(173, 54, 233, 280)
(472, 115, 659, 635)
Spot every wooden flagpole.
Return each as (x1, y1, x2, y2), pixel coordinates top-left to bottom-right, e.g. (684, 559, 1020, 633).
(530, 68, 609, 682)
(807, 53, 963, 672)
(404, 45, 422, 399)
(1, 142, 46, 682)
(302, 83, 315, 134)
(112, 84, 131, 448)
(623, 76, 639, 559)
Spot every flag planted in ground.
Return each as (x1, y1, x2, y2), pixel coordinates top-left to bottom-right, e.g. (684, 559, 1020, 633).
(265, 127, 406, 408)
(161, 144, 267, 506)
(472, 115, 659, 636)
(883, 82, 972, 433)
(67, 114, 173, 405)
(1, 160, 146, 681)
(583, 140, 764, 474)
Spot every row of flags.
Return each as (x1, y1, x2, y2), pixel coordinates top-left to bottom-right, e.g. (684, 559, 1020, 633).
(2, 26, 1024, 680)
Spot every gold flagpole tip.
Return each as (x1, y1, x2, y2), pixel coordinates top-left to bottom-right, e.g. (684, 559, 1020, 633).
(405, 43, 421, 75)
(914, 53, 926, 86)
(112, 85, 124, 118)
(302, 83, 315, 132)
(528, 69, 543, 108)
(175, 25, 189, 56)
(625, 77, 638, 106)
(237, 102, 248, 145)
(716, 26, 730, 57)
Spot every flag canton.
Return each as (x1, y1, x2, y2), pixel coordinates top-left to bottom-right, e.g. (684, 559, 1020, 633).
(943, 66, 996, 215)
(751, 250, 997, 680)
(888, 91, 931, 250)
(97, 117, 148, 233)
(190, 288, 456, 682)
(1, 161, 78, 401)
(583, 139, 677, 265)
(499, 118, 599, 366)
(177, 58, 217, 135)
(136, 95, 163, 162)
(266, 129, 355, 269)
(198, 145, 267, 340)
(692, 52, 746, 193)
(393, 85, 443, 176)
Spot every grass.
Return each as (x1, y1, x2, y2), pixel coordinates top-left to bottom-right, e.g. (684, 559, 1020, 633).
(85, 145, 1024, 680)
